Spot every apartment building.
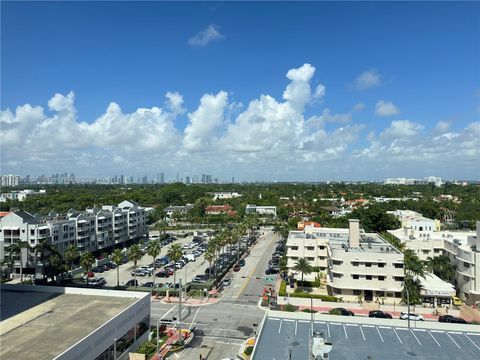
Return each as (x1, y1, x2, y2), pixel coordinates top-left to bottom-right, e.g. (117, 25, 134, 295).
(164, 204, 193, 218)
(0, 189, 46, 202)
(0, 200, 147, 278)
(213, 191, 242, 200)
(389, 221, 480, 304)
(245, 204, 277, 217)
(286, 220, 405, 303)
(387, 210, 441, 232)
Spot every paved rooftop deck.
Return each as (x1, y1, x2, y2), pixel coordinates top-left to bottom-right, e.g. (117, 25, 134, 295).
(254, 313, 480, 359)
(1, 289, 136, 360)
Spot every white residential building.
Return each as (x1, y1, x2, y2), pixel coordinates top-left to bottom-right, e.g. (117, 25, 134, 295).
(387, 210, 441, 232)
(389, 221, 480, 304)
(0, 189, 46, 202)
(245, 204, 277, 217)
(286, 220, 405, 303)
(0, 200, 147, 278)
(164, 204, 194, 218)
(213, 192, 242, 200)
(0, 174, 20, 187)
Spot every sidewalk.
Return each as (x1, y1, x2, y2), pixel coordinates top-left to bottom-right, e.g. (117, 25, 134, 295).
(152, 295, 220, 306)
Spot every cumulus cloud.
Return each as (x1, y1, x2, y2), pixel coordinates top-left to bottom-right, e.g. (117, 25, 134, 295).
(282, 63, 318, 112)
(165, 91, 186, 115)
(353, 69, 381, 90)
(188, 24, 224, 47)
(435, 120, 451, 133)
(381, 119, 423, 138)
(375, 100, 400, 116)
(183, 91, 228, 151)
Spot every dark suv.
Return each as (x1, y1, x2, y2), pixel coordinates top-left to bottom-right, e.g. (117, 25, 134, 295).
(368, 310, 392, 319)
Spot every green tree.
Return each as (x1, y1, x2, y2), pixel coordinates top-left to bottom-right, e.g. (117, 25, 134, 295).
(167, 243, 183, 287)
(80, 252, 95, 284)
(204, 249, 215, 279)
(404, 249, 425, 278)
(34, 240, 55, 283)
(8, 241, 29, 284)
(273, 222, 289, 239)
(403, 276, 422, 305)
(293, 258, 313, 287)
(425, 255, 456, 283)
(111, 249, 124, 287)
(147, 240, 161, 288)
(64, 245, 79, 270)
(128, 244, 143, 285)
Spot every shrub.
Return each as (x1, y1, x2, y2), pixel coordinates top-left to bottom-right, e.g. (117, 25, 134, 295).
(244, 346, 253, 355)
(288, 292, 338, 302)
(135, 341, 156, 355)
(279, 280, 287, 296)
(283, 304, 298, 312)
(329, 308, 342, 315)
(302, 308, 317, 313)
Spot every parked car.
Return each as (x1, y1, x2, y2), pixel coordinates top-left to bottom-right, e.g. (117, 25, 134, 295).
(238, 259, 246, 267)
(438, 315, 468, 324)
(400, 312, 424, 321)
(330, 308, 355, 316)
(141, 282, 155, 288)
(233, 264, 241, 272)
(452, 296, 463, 306)
(83, 271, 94, 279)
(222, 277, 232, 286)
(125, 279, 138, 287)
(131, 269, 148, 277)
(369, 310, 392, 319)
(92, 267, 104, 273)
(265, 267, 279, 275)
(156, 271, 169, 278)
(90, 277, 106, 287)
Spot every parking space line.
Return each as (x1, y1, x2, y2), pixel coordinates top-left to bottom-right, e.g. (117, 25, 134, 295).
(299, 320, 309, 323)
(359, 325, 366, 341)
(413, 329, 426, 332)
(343, 324, 348, 339)
(278, 320, 283, 334)
(327, 322, 330, 338)
(410, 330, 422, 346)
(346, 324, 358, 327)
(270, 318, 280, 321)
(396, 327, 408, 331)
(428, 331, 441, 347)
(379, 326, 390, 329)
(467, 333, 480, 336)
(315, 321, 326, 324)
(449, 331, 461, 334)
(330, 323, 341, 326)
(465, 334, 480, 351)
(431, 330, 444, 333)
(295, 320, 298, 336)
(446, 332, 461, 349)
(283, 319, 294, 322)
(393, 328, 403, 344)
(376, 327, 384, 342)
(363, 325, 374, 328)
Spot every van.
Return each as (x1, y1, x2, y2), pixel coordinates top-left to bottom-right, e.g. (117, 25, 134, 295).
(452, 296, 462, 306)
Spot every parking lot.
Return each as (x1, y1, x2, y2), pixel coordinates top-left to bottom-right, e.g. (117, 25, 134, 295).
(254, 315, 480, 359)
(92, 233, 212, 288)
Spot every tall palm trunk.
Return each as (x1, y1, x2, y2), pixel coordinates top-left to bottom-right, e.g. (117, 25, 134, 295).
(116, 266, 120, 287)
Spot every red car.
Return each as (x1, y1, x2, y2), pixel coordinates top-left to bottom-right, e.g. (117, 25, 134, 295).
(233, 264, 241, 272)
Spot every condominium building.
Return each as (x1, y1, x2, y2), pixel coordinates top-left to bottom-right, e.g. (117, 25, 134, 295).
(387, 210, 441, 232)
(0, 189, 46, 202)
(164, 204, 194, 218)
(0, 174, 20, 187)
(245, 204, 277, 217)
(286, 220, 405, 303)
(213, 192, 242, 200)
(0, 200, 147, 278)
(389, 221, 480, 304)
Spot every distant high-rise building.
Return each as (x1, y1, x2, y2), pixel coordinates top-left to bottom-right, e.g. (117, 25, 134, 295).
(176, 172, 179, 182)
(160, 173, 165, 184)
(232, 177, 235, 184)
(206, 175, 212, 184)
(186, 176, 190, 184)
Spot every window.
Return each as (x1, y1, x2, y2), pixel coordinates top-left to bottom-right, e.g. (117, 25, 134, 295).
(394, 276, 404, 282)
(376, 291, 385, 297)
(352, 262, 359, 267)
(306, 257, 314, 261)
(378, 263, 385, 268)
(334, 288, 342, 295)
(366, 275, 372, 280)
(378, 276, 385, 281)
(306, 246, 314, 251)
(463, 275, 469, 281)
(290, 256, 298, 260)
(352, 274, 359, 279)
(386, 292, 393, 297)
(422, 250, 430, 254)
(395, 292, 402, 298)
(30, 229, 35, 235)
(318, 256, 326, 260)
(333, 260, 342, 266)
(464, 262, 470, 268)
(394, 263, 404, 268)
(333, 273, 343, 278)
(290, 246, 299, 251)
(365, 262, 372, 267)
(353, 290, 362, 295)
(318, 245, 325, 250)
(434, 249, 440, 253)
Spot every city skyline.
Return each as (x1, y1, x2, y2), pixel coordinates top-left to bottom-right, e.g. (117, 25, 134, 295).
(1, 2, 479, 181)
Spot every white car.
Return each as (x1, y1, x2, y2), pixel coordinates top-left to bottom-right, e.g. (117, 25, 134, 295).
(399, 312, 424, 321)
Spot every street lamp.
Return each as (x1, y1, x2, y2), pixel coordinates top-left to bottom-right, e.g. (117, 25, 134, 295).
(289, 347, 292, 360)
(113, 337, 117, 360)
(405, 284, 411, 330)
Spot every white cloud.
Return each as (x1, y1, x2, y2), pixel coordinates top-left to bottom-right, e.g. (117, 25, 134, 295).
(375, 100, 400, 116)
(353, 69, 381, 90)
(165, 91, 186, 115)
(183, 91, 228, 151)
(314, 84, 326, 100)
(434, 120, 450, 133)
(381, 119, 423, 138)
(188, 24, 224, 47)
(282, 63, 317, 112)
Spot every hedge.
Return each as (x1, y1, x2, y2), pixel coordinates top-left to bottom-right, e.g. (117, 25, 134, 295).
(279, 280, 287, 296)
(287, 292, 338, 302)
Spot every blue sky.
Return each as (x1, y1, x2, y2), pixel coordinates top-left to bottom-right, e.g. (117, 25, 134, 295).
(1, 1, 479, 181)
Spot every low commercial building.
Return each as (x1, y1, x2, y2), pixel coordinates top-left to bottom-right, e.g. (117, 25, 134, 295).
(286, 220, 405, 303)
(0, 284, 150, 360)
(418, 273, 456, 307)
(245, 204, 277, 217)
(389, 221, 480, 304)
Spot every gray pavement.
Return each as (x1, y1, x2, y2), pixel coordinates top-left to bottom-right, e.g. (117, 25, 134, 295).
(254, 315, 480, 359)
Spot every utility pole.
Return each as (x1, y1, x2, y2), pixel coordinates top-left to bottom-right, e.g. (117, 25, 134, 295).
(406, 284, 411, 330)
(178, 278, 183, 345)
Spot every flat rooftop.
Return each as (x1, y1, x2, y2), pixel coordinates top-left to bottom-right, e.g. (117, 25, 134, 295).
(1, 288, 137, 360)
(254, 313, 480, 359)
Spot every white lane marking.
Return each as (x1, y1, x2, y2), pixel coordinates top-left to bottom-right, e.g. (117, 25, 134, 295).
(449, 331, 461, 334)
(396, 327, 409, 331)
(327, 322, 331, 338)
(465, 334, 480, 351)
(446, 332, 461, 349)
(411, 330, 422, 346)
(431, 330, 444, 333)
(346, 324, 358, 327)
(284, 319, 294, 322)
(363, 325, 374, 328)
(278, 320, 283, 334)
(295, 320, 298, 336)
(359, 325, 366, 341)
(428, 331, 441, 347)
(393, 328, 403, 344)
(413, 329, 426, 332)
(315, 321, 326, 324)
(379, 326, 390, 329)
(188, 306, 201, 330)
(343, 324, 348, 339)
(376, 327, 384, 342)
(160, 305, 176, 320)
(467, 332, 480, 336)
(270, 318, 280, 321)
(299, 320, 309, 323)
(330, 323, 341, 326)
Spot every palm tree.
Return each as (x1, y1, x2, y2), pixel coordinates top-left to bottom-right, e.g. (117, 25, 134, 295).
(155, 220, 168, 238)
(147, 240, 161, 288)
(425, 255, 456, 282)
(64, 245, 79, 270)
(80, 252, 95, 284)
(111, 249, 124, 287)
(273, 222, 289, 239)
(404, 249, 425, 278)
(128, 244, 143, 285)
(167, 244, 183, 288)
(8, 241, 29, 284)
(204, 249, 215, 279)
(34, 240, 56, 283)
(293, 257, 313, 287)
